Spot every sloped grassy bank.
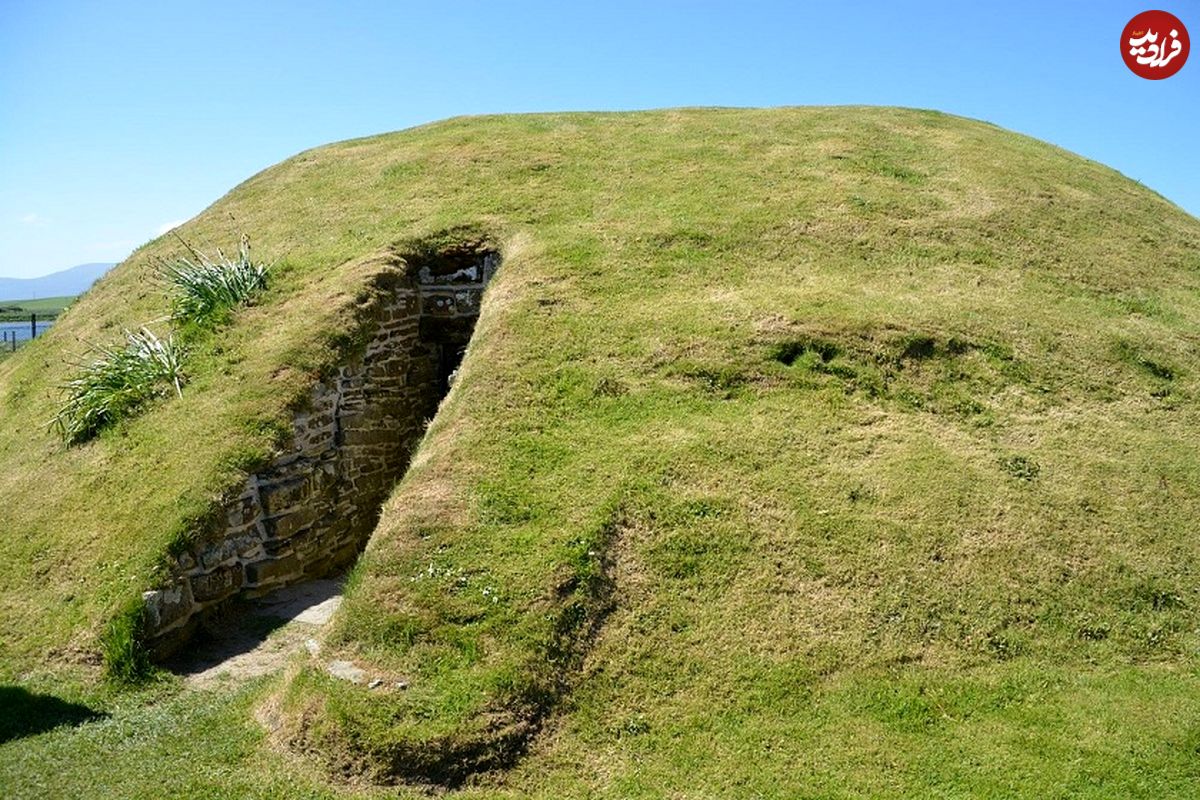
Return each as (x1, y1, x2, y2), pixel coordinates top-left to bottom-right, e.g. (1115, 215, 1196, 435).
(267, 112, 1199, 788)
(2, 108, 1200, 795)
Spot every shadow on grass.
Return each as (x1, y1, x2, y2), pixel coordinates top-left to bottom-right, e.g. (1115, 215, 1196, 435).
(0, 686, 107, 743)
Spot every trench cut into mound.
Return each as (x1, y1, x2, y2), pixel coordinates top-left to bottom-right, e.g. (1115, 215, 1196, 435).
(141, 243, 500, 658)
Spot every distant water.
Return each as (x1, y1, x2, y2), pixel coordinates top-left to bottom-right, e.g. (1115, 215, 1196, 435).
(0, 320, 53, 346)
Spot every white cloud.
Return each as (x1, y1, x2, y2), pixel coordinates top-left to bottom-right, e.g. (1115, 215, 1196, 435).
(156, 219, 187, 236)
(18, 212, 47, 226)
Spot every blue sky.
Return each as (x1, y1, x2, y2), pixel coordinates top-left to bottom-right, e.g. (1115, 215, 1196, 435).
(1, 0, 1196, 278)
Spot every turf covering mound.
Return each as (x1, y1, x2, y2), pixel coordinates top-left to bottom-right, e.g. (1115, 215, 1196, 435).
(3, 108, 1200, 796)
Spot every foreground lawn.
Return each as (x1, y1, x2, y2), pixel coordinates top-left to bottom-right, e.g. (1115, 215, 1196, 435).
(1, 677, 352, 800)
(3, 660, 1198, 799)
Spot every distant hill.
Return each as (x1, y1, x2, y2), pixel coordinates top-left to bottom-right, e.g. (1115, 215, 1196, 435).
(0, 261, 114, 301)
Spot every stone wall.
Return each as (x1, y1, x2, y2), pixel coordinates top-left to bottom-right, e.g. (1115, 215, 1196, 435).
(142, 248, 498, 657)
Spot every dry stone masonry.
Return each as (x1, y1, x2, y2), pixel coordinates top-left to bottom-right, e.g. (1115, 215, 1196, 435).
(142, 246, 499, 657)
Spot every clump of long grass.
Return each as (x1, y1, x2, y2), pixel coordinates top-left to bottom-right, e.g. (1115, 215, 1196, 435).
(160, 234, 269, 328)
(53, 327, 186, 445)
(100, 596, 152, 684)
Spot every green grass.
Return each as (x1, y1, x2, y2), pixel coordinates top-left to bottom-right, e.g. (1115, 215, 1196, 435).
(0, 677, 371, 800)
(2, 107, 1200, 796)
(0, 295, 75, 321)
(3, 663, 1198, 798)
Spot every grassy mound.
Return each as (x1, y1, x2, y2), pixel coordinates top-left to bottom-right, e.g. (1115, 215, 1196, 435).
(3, 107, 1200, 795)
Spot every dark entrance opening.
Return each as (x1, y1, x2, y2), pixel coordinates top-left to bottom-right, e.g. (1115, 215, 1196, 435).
(415, 247, 500, 393)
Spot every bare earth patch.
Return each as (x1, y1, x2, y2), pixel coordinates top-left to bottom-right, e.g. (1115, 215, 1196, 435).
(169, 578, 343, 688)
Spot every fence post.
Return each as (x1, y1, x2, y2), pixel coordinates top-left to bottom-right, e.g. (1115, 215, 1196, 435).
(31, 312, 37, 340)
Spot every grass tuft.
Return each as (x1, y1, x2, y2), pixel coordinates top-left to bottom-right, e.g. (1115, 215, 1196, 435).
(99, 597, 152, 684)
(160, 235, 269, 329)
(52, 327, 186, 445)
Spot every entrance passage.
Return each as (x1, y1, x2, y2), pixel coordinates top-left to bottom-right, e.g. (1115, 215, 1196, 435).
(142, 240, 500, 660)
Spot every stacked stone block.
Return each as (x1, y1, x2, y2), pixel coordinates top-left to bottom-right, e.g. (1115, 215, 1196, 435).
(142, 249, 497, 656)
